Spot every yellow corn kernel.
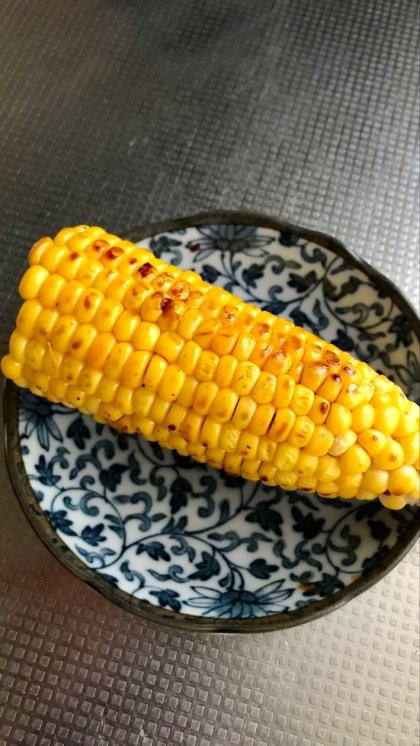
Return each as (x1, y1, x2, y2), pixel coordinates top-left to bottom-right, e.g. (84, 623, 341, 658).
(97, 376, 120, 403)
(193, 380, 219, 415)
(297, 476, 318, 493)
(340, 444, 371, 474)
(341, 365, 362, 386)
(317, 373, 344, 402)
(132, 415, 155, 437)
(152, 271, 177, 292)
(289, 361, 303, 384)
(129, 321, 160, 352)
(38, 274, 66, 308)
(232, 396, 258, 429)
(123, 280, 153, 311)
(78, 366, 103, 395)
(204, 447, 226, 469)
(336, 473, 363, 498)
(143, 354, 168, 391)
(74, 288, 103, 324)
(392, 401, 419, 437)
(283, 334, 305, 362)
(154, 423, 170, 444)
(356, 489, 377, 501)
(308, 395, 330, 425)
(100, 401, 123, 422)
(69, 324, 98, 360)
(295, 451, 318, 477)
(116, 248, 152, 273)
(252, 371, 277, 404)
(272, 374, 295, 408)
(263, 348, 292, 377)
(351, 403, 375, 433)
(21, 364, 36, 384)
(328, 430, 357, 457)
(148, 395, 171, 424)
(9, 330, 27, 364)
(210, 388, 239, 424)
(19, 265, 50, 300)
(164, 403, 188, 434)
(104, 343, 133, 379)
(85, 332, 116, 369)
(336, 383, 366, 410)
(379, 494, 408, 510)
(315, 454, 341, 482)
(361, 467, 389, 495)
(114, 385, 134, 415)
(224, 453, 243, 475)
(408, 475, 420, 502)
(372, 404, 400, 437)
(176, 376, 198, 408)
(357, 361, 376, 381)
(158, 300, 185, 333)
(249, 340, 273, 369)
(372, 440, 406, 471)
(49, 378, 68, 400)
(215, 355, 238, 388)
(33, 308, 60, 344)
(249, 403, 276, 437)
(93, 299, 123, 333)
(106, 276, 135, 303)
(237, 305, 260, 329)
(290, 384, 315, 415)
(158, 363, 186, 402)
(177, 308, 204, 340)
(188, 443, 206, 461)
(76, 259, 103, 288)
(370, 391, 392, 409)
(241, 459, 262, 479)
(259, 463, 277, 484)
(192, 317, 220, 349)
(326, 403, 352, 436)
(113, 310, 140, 342)
(277, 471, 299, 490)
(300, 361, 330, 392)
(219, 422, 242, 452)
(231, 361, 260, 396)
(29, 236, 53, 265)
(304, 425, 335, 457)
(302, 341, 325, 363)
(316, 481, 339, 498)
(132, 388, 155, 417)
(273, 442, 300, 471)
(55, 280, 84, 315)
(200, 416, 222, 449)
(257, 435, 277, 462)
(180, 410, 204, 443)
(397, 432, 419, 465)
(65, 386, 85, 408)
(232, 332, 255, 361)
(176, 340, 201, 376)
(57, 250, 87, 281)
(372, 374, 394, 393)
(361, 380, 375, 402)
(56, 227, 84, 245)
(287, 415, 316, 448)
(1, 355, 23, 380)
(237, 430, 259, 460)
(195, 349, 220, 381)
(67, 231, 95, 252)
(60, 355, 84, 384)
(268, 408, 296, 443)
(139, 291, 166, 322)
(154, 331, 184, 364)
(115, 414, 136, 434)
(84, 395, 101, 415)
(389, 385, 409, 414)
(25, 339, 46, 370)
(357, 428, 388, 458)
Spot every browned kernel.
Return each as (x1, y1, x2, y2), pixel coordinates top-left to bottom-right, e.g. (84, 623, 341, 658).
(138, 262, 157, 278)
(170, 281, 190, 300)
(104, 247, 124, 261)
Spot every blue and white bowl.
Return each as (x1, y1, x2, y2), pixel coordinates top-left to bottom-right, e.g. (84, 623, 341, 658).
(5, 211, 420, 632)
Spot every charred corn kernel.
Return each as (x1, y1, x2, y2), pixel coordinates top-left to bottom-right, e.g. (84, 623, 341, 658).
(397, 432, 420, 465)
(158, 363, 186, 402)
(232, 361, 260, 396)
(152, 271, 177, 292)
(269, 408, 296, 443)
(69, 324, 98, 361)
(211, 326, 239, 356)
(315, 454, 341, 482)
(139, 291, 166, 322)
(249, 403, 276, 436)
(215, 355, 238, 388)
(29, 236, 53, 265)
(9, 330, 28, 363)
(104, 343, 133, 379)
(132, 416, 155, 437)
(57, 250, 87, 281)
(336, 473, 363, 498)
(100, 245, 126, 267)
(328, 430, 357, 457)
(180, 410, 204, 443)
(49, 378, 67, 399)
(287, 415, 315, 449)
(39, 274, 67, 308)
(19, 265, 50, 299)
(74, 289, 103, 323)
(25, 338, 46, 370)
(290, 384, 315, 415)
(130, 321, 160, 351)
(393, 402, 420, 437)
(193, 318, 220, 349)
(113, 310, 140, 342)
(97, 376, 119, 403)
(257, 435, 277, 462)
(252, 371, 277, 404)
(177, 308, 204, 340)
(274, 442, 300, 471)
(155, 331, 184, 364)
(357, 428, 388, 457)
(277, 471, 299, 489)
(94, 299, 123, 332)
(351, 403, 375, 433)
(317, 373, 344, 402)
(373, 405, 400, 436)
(326, 403, 352, 436)
(300, 362, 329, 392)
(210, 388, 239, 424)
(193, 380, 219, 415)
(132, 388, 155, 417)
(361, 467, 389, 495)
(1, 355, 22, 380)
(232, 332, 255, 361)
(200, 417, 222, 449)
(77, 366, 102, 395)
(263, 348, 292, 376)
(224, 453, 243, 475)
(219, 422, 242, 452)
(33, 308, 60, 344)
(177, 340, 201, 375)
(123, 280, 153, 311)
(55, 280, 84, 315)
(114, 384, 134, 415)
(158, 300, 185, 333)
(273, 374, 295, 408)
(340, 444, 371, 474)
(232, 396, 258, 429)
(317, 481, 339, 498)
(308, 395, 330, 425)
(60, 355, 84, 384)
(336, 383, 366, 410)
(304, 425, 335, 457)
(237, 430, 259, 460)
(295, 451, 318, 477)
(40, 245, 69, 273)
(249, 340, 273, 368)
(241, 458, 261, 478)
(373, 440, 405, 471)
(143, 354, 168, 391)
(259, 462, 277, 484)
(195, 350, 219, 381)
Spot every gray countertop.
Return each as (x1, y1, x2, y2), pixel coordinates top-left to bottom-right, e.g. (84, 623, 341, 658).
(0, 1, 419, 744)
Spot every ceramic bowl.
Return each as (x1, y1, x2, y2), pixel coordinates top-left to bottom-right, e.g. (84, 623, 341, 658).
(4, 211, 420, 632)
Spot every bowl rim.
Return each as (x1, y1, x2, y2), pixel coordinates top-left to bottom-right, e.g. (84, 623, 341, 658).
(4, 209, 420, 634)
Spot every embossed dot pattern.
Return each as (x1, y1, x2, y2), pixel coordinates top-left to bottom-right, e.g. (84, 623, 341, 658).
(0, 0, 419, 744)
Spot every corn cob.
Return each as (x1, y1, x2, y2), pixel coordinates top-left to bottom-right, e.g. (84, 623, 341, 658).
(2, 225, 419, 510)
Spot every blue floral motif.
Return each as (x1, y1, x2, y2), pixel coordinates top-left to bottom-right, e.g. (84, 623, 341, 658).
(17, 223, 419, 619)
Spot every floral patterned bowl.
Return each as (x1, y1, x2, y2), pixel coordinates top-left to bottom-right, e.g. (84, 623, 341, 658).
(4, 211, 420, 632)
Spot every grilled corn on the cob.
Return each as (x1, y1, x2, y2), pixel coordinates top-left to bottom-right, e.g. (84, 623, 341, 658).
(2, 225, 419, 510)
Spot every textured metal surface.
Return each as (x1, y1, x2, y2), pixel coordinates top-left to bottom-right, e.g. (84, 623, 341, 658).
(0, 0, 419, 744)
